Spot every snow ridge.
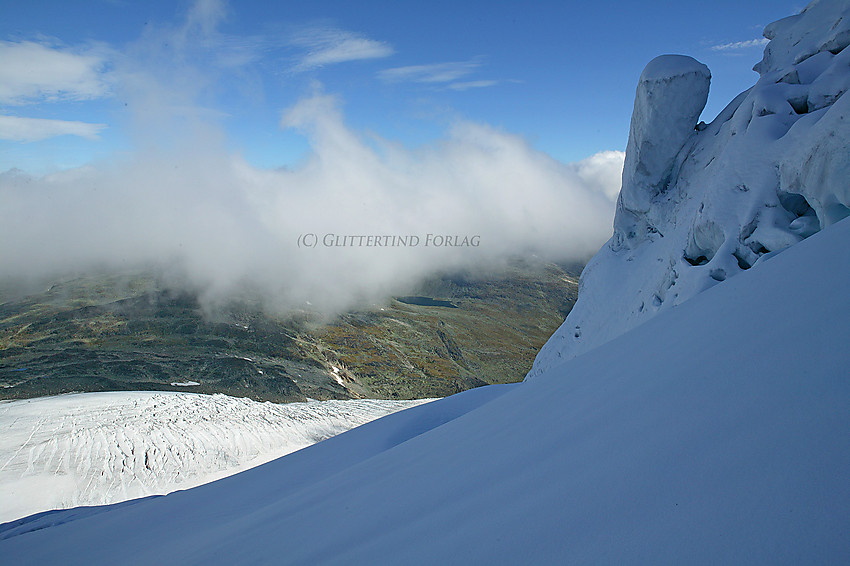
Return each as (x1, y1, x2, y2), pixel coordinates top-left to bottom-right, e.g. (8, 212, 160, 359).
(529, 0, 850, 375)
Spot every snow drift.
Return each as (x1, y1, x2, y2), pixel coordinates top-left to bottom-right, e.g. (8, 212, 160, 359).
(529, 0, 850, 374)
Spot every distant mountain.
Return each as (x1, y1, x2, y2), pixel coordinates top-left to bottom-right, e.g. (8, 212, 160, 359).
(1, 259, 580, 401)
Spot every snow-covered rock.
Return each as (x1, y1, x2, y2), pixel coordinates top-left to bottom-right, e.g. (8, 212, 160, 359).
(616, 54, 710, 233)
(529, 0, 850, 375)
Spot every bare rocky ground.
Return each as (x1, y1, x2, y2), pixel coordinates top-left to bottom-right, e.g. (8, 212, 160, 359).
(0, 259, 580, 402)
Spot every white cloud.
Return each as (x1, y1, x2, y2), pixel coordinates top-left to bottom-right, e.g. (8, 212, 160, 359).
(184, 0, 227, 39)
(447, 80, 499, 91)
(710, 37, 769, 51)
(0, 3, 620, 316)
(379, 60, 481, 84)
(292, 28, 394, 70)
(567, 150, 625, 201)
(0, 40, 111, 105)
(0, 115, 106, 142)
(0, 93, 620, 316)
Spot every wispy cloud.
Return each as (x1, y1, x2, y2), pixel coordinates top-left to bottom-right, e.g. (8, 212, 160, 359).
(0, 115, 106, 142)
(379, 60, 502, 91)
(183, 0, 227, 40)
(292, 28, 394, 71)
(0, 40, 112, 105)
(447, 80, 499, 91)
(710, 37, 769, 51)
(379, 60, 481, 84)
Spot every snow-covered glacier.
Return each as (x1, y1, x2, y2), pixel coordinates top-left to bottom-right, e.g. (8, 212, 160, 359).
(529, 0, 850, 375)
(0, 392, 428, 524)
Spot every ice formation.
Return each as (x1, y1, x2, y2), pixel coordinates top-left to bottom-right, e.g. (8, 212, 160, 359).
(529, 0, 850, 375)
(0, 392, 428, 523)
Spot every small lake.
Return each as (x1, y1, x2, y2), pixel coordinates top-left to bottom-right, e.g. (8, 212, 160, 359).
(395, 296, 458, 308)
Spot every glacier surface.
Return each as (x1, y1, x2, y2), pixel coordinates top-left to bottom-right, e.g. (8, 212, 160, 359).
(0, 392, 428, 524)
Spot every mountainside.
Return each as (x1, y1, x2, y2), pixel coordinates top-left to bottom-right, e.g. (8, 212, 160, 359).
(2, 163, 848, 566)
(1, 2, 848, 563)
(529, 0, 850, 375)
(1, 259, 579, 401)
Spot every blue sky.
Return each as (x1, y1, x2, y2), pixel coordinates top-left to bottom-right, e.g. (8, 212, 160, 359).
(0, 0, 804, 174)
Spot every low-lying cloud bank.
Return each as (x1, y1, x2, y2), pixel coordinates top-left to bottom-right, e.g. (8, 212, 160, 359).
(0, 0, 623, 315)
(1, 99, 622, 314)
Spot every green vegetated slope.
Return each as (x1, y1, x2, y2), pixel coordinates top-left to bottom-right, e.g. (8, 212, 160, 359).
(0, 260, 579, 402)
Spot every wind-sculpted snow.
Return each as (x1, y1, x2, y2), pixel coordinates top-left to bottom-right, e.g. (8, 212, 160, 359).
(617, 54, 710, 223)
(529, 0, 850, 375)
(0, 392, 429, 523)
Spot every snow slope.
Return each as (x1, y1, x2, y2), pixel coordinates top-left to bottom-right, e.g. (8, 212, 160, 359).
(1, 199, 848, 565)
(0, 392, 428, 524)
(529, 0, 850, 374)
